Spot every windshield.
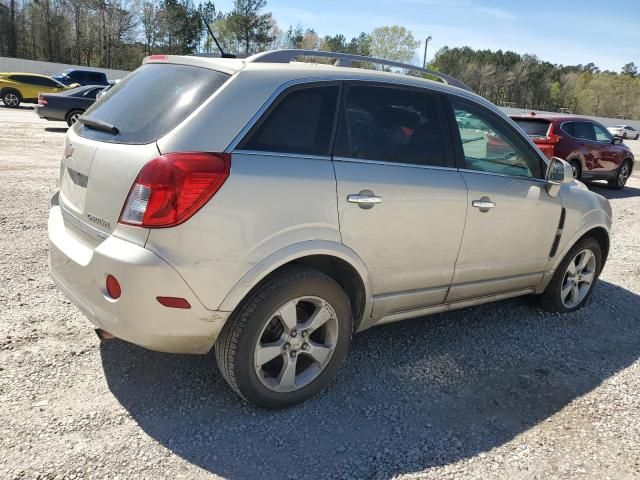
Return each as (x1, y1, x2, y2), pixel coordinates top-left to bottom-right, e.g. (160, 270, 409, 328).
(78, 63, 230, 145)
(52, 71, 72, 85)
(513, 119, 551, 137)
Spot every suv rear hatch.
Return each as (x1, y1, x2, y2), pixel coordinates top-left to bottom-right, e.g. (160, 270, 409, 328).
(511, 117, 557, 159)
(58, 62, 232, 242)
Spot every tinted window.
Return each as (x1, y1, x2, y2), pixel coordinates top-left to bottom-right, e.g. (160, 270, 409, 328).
(513, 119, 551, 137)
(240, 86, 338, 156)
(66, 86, 90, 97)
(23, 76, 58, 87)
(79, 64, 229, 145)
(573, 122, 595, 141)
(452, 99, 542, 178)
(10, 75, 33, 84)
(562, 122, 575, 137)
(334, 85, 446, 166)
(593, 123, 612, 142)
(83, 88, 101, 99)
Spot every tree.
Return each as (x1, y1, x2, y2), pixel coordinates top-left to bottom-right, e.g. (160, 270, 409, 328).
(226, 0, 273, 55)
(369, 25, 418, 67)
(622, 62, 638, 77)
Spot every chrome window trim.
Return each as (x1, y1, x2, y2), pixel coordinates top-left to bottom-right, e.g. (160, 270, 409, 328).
(233, 149, 331, 161)
(333, 156, 457, 172)
(458, 168, 548, 184)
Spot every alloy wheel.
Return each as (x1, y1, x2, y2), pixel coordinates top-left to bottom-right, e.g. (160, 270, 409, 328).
(3, 93, 19, 107)
(617, 163, 630, 188)
(254, 296, 338, 393)
(560, 249, 596, 308)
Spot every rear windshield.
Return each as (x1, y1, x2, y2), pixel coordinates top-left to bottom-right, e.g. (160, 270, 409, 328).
(78, 63, 230, 144)
(513, 119, 551, 137)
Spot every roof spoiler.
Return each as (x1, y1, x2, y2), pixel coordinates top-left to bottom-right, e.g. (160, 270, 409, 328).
(246, 49, 473, 92)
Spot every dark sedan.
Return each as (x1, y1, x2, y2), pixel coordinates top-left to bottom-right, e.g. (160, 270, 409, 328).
(34, 85, 106, 126)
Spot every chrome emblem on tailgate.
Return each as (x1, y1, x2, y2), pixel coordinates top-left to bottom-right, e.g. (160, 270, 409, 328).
(87, 213, 111, 230)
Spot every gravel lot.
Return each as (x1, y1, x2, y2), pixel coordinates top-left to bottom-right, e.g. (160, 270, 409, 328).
(1, 106, 639, 480)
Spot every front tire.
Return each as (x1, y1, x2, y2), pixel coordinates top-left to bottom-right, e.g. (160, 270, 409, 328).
(1, 90, 21, 108)
(608, 160, 632, 190)
(215, 266, 352, 409)
(539, 237, 602, 313)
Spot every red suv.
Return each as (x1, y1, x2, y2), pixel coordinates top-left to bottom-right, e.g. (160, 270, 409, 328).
(510, 113, 634, 190)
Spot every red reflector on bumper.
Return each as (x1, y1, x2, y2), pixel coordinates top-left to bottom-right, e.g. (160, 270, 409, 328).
(106, 275, 121, 299)
(156, 296, 191, 309)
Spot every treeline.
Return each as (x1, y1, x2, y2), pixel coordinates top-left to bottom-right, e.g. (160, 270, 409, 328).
(1, 0, 638, 118)
(431, 47, 640, 119)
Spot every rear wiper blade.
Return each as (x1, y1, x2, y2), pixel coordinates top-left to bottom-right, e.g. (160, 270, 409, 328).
(78, 117, 119, 135)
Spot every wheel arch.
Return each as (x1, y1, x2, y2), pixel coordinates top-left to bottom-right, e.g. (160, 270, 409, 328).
(218, 240, 373, 332)
(553, 224, 610, 273)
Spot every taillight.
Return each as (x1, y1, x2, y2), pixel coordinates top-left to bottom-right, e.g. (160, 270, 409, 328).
(119, 152, 230, 228)
(38, 95, 47, 106)
(546, 133, 562, 144)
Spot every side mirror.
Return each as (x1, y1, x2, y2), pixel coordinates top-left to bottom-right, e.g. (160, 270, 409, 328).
(613, 137, 623, 145)
(545, 157, 574, 197)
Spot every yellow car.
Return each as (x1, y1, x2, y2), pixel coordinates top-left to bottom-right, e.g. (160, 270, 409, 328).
(0, 72, 78, 108)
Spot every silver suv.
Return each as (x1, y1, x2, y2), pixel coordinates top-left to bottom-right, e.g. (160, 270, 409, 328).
(48, 50, 612, 409)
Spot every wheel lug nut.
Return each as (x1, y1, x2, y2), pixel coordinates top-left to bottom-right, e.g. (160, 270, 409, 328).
(302, 343, 309, 351)
(290, 330, 298, 338)
(290, 351, 297, 358)
(301, 331, 308, 338)
(284, 342, 290, 350)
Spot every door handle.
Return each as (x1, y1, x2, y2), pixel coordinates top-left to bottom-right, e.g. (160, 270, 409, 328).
(472, 199, 496, 212)
(347, 191, 382, 209)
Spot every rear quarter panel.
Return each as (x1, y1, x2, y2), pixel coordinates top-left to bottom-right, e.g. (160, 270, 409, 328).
(144, 153, 341, 311)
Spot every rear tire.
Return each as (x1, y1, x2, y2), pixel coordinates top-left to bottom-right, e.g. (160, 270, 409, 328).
(608, 160, 632, 190)
(539, 237, 602, 313)
(1, 89, 21, 108)
(569, 159, 582, 180)
(215, 266, 352, 409)
(66, 110, 84, 127)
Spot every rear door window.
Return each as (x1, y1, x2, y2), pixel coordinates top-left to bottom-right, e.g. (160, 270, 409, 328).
(238, 84, 339, 156)
(334, 84, 448, 167)
(26, 76, 58, 87)
(573, 122, 595, 141)
(78, 63, 230, 145)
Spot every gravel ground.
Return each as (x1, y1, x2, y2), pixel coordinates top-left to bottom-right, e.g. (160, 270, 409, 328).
(1, 106, 640, 480)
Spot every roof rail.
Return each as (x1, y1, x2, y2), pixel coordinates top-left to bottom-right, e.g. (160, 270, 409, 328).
(247, 49, 473, 92)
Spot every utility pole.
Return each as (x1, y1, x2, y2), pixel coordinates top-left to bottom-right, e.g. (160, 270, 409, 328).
(422, 35, 432, 68)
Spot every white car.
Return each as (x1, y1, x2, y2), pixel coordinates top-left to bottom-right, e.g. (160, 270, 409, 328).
(607, 125, 639, 140)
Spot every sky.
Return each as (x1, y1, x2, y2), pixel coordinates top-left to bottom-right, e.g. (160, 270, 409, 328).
(209, 0, 640, 72)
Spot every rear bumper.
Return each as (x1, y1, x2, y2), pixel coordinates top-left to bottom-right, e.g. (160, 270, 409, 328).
(34, 105, 62, 121)
(48, 193, 229, 353)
